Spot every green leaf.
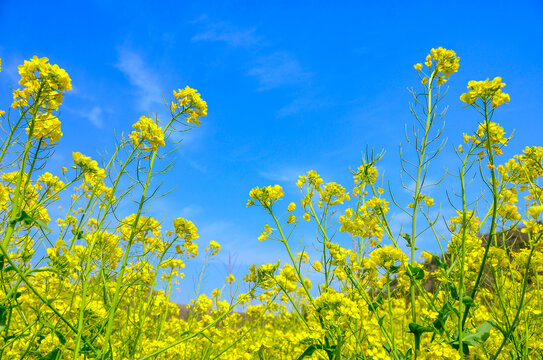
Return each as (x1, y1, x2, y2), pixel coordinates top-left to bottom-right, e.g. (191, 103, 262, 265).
(433, 254, 448, 270)
(38, 348, 61, 360)
(399, 233, 412, 246)
(382, 342, 391, 354)
(462, 296, 476, 307)
(10, 210, 52, 233)
(297, 345, 318, 359)
(464, 320, 495, 344)
(450, 284, 459, 301)
(54, 330, 66, 345)
(407, 322, 433, 352)
(0, 305, 7, 332)
(407, 322, 433, 334)
(35, 219, 53, 233)
(368, 293, 383, 312)
(388, 264, 400, 274)
(450, 320, 496, 351)
(38, 317, 66, 345)
(296, 344, 336, 359)
(71, 228, 84, 239)
(433, 302, 455, 332)
(0, 254, 4, 270)
(407, 264, 424, 280)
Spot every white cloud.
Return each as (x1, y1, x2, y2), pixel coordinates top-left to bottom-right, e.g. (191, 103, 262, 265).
(80, 106, 104, 128)
(259, 166, 307, 184)
(277, 91, 329, 117)
(191, 19, 311, 92)
(248, 52, 311, 91)
(192, 21, 261, 48)
(115, 47, 164, 111)
(176, 205, 203, 219)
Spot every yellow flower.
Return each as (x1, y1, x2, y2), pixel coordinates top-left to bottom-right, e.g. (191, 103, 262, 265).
(173, 217, 199, 241)
(296, 251, 309, 263)
(458, 144, 464, 153)
(26, 112, 63, 145)
(415, 48, 459, 84)
(424, 196, 434, 207)
(528, 205, 543, 219)
(247, 184, 284, 208)
(303, 213, 310, 221)
(226, 273, 236, 284)
(313, 261, 323, 272)
(207, 240, 221, 256)
(129, 115, 165, 152)
(460, 77, 510, 108)
(172, 86, 207, 126)
(425, 54, 432, 68)
(12, 56, 71, 111)
(287, 202, 296, 211)
(318, 182, 350, 206)
(430, 47, 460, 78)
(287, 214, 296, 224)
(258, 224, 274, 241)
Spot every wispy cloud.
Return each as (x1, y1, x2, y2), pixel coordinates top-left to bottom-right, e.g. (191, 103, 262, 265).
(80, 106, 104, 128)
(277, 90, 329, 117)
(192, 18, 261, 48)
(176, 205, 203, 219)
(115, 47, 164, 111)
(191, 18, 312, 92)
(248, 52, 312, 91)
(259, 166, 307, 185)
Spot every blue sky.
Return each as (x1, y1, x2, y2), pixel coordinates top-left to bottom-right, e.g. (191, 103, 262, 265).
(1, 0, 542, 302)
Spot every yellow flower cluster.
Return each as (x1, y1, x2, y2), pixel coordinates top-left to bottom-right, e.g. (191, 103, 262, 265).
(3, 49, 543, 360)
(27, 111, 62, 145)
(0, 171, 54, 230)
(460, 77, 510, 108)
(499, 146, 543, 185)
(258, 224, 274, 241)
(11, 56, 72, 145)
(353, 163, 379, 185)
(287, 202, 296, 211)
(296, 170, 324, 190)
(118, 213, 163, 251)
(318, 182, 350, 206)
(13, 56, 72, 110)
(173, 217, 199, 257)
(338, 197, 388, 246)
(370, 244, 408, 270)
(414, 47, 460, 85)
(129, 115, 166, 152)
(72, 152, 110, 197)
(172, 86, 208, 126)
(463, 120, 510, 158)
(206, 240, 221, 255)
(173, 217, 198, 240)
(407, 193, 434, 208)
(247, 184, 284, 208)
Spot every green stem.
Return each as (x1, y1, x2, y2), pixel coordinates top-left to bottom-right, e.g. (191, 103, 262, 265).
(462, 102, 498, 327)
(410, 71, 436, 329)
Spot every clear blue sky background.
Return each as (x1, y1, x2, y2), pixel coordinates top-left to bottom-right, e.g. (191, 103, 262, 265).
(1, 0, 542, 303)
